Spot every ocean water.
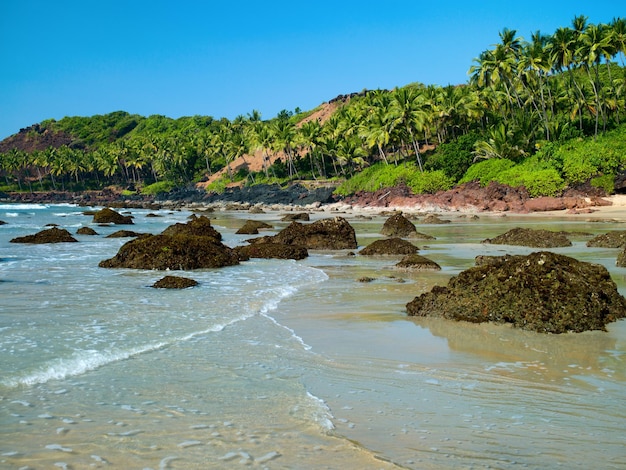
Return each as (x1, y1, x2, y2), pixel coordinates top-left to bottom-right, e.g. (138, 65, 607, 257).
(1, 204, 625, 469)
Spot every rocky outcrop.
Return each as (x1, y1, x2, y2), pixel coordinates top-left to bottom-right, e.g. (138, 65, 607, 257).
(236, 220, 273, 235)
(421, 214, 451, 224)
(380, 213, 417, 237)
(234, 242, 308, 260)
(587, 231, 626, 248)
(10, 227, 78, 244)
(281, 212, 310, 221)
(161, 214, 222, 240)
(395, 254, 441, 270)
(98, 234, 239, 270)
(105, 230, 145, 238)
(253, 217, 357, 250)
(92, 207, 134, 225)
(407, 251, 626, 333)
(152, 275, 198, 289)
(359, 238, 419, 255)
(616, 247, 626, 267)
(76, 226, 98, 235)
(482, 227, 572, 248)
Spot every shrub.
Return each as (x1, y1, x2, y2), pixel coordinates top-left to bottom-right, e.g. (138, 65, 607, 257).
(406, 170, 455, 194)
(425, 132, 480, 181)
(497, 167, 565, 197)
(141, 181, 177, 195)
(591, 174, 615, 194)
(459, 159, 516, 186)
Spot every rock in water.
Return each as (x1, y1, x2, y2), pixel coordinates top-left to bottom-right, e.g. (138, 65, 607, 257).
(152, 276, 198, 289)
(265, 217, 357, 250)
(235, 220, 273, 235)
(10, 227, 78, 244)
(587, 231, 626, 248)
(234, 242, 308, 260)
(380, 212, 417, 237)
(406, 251, 626, 333)
(395, 254, 441, 270)
(92, 207, 134, 225)
(359, 238, 419, 255)
(482, 227, 571, 248)
(161, 214, 222, 241)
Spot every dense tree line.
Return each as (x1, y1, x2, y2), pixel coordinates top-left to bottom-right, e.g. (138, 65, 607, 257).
(1, 16, 625, 196)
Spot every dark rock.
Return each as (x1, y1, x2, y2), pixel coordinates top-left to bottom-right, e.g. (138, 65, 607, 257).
(421, 214, 451, 224)
(587, 231, 626, 248)
(249, 206, 265, 214)
(98, 234, 239, 270)
(358, 277, 376, 282)
(93, 208, 134, 225)
(76, 227, 98, 235)
(381, 213, 417, 237)
(146, 213, 162, 217)
(234, 242, 308, 260)
(482, 227, 572, 248)
(10, 227, 78, 244)
(161, 214, 222, 241)
(256, 217, 357, 250)
(152, 275, 198, 289)
(359, 238, 419, 255)
(281, 212, 310, 221)
(0, 220, 7, 225)
(407, 251, 626, 333)
(617, 247, 626, 267)
(236, 220, 273, 235)
(395, 254, 441, 270)
(106, 230, 145, 238)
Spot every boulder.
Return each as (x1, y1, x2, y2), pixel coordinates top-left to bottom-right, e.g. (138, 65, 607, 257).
(234, 242, 308, 260)
(617, 247, 626, 267)
(359, 238, 419, 255)
(380, 213, 417, 237)
(421, 214, 451, 224)
(395, 254, 441, 271)
(10, 227, 78, 244)
(0, 220, 6, 225)
(76, 227, 98, 235)
(259, 217, 357, 250)
(407, 251, 626, 333)
(161, 214, 222, 241)
(92, 208, 134, 225)
(106, 230, 146, 238)
(482, 227, 572, 248)
(98, 234, 239, 270)
(236, 220, 273, 235)
(281, 212, 310, 221)
(152, 275, 198, 289)
(587, 231, 626, 248)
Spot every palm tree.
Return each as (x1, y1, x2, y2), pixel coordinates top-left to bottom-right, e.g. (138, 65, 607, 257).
(389, 86, 428, 171)
(271, 119, 298, 179)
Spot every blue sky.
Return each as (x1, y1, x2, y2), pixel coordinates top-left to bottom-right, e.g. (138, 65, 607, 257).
(1, 1, 623, 140)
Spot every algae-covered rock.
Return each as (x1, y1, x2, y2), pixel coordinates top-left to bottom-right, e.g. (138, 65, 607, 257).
(161, 214, 222, 241)
(395, 254, 441, 271)
(92, 208, 134, 225)
(281, 212, 310, 221)
(76, 227, 98, 235)
(10, 227, 78, 244)
(98, 234, 239, 270)
(152, 275, 198, 289)
(421, 214, 451, 224)
(380, 213, 417, 237)
(406, 251, 626, 333)
(106, 230, 145, 238)
(234, 242, 308, 260)
(482, 227, 572, 248)
(587, 231, 626, 248)
(260, 217, 357, 250)
(359, 238, 419, 256)
(236, 220, 273, 235)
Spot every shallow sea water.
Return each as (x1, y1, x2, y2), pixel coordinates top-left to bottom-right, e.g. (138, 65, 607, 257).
(1, 204, 625, 469)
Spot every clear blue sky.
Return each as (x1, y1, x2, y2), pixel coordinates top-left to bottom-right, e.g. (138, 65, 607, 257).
(1, 1, 623, 140)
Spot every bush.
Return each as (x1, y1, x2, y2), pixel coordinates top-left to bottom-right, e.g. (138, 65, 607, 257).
(425, 132, 480, 181)
(406, 170, 455, 194)
(459, 159, 516, 186)
(591, 174, 615, 194)
(141, 181, 177, 195)
(334, 162, 419, 196)
(497, 167, 565, 197)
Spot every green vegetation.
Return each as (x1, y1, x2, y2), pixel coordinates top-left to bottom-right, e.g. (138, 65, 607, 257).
(1, 16, 625, 198)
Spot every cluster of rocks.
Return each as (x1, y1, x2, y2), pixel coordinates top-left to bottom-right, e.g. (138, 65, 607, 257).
(6, 207, 626, 333)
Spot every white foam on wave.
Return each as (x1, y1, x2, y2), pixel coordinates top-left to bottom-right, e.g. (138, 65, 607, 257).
(0, 203, 49, 210)
(305, 391, 336, 431)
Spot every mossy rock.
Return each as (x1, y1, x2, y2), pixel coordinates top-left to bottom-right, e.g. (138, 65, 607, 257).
(407, 251, 626, 333)
(152, 275, 198, 289)
(98, 234, 239, 270)
(106, 230, 146, 238)
(359, 238, 419, 256)
(395, 254, 441, 271)
(161, 214, 222, 241)
(236, 220, 273, 235)
(234, 242, 308, 260)
(587, 231, 626, 248)
(421, 214, 451, 224)
(262, 217, 357, 250)
(482, 227, 572, 248)
(281, 212, 310, 221)
(380, 213, 417, 237)
(77, 227, 98, 235)
(10, 227, 78, 244)
(92, 208, 134, 225)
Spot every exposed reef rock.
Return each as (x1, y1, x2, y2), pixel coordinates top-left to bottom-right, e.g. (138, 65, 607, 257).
(152, 275, 198, 289)
(482, 227, 572, 248)
(161, 214, 222, 240)
(76, 227, 98, 235)
(395, 254, 441, 271)
(235, 220, 273, 235)
(380, 213, 417, 237)
(421, 214, 451, 224)
(105, 230, 146, 238)
(406, 251, 626, 333)
(234, 242, 308, 260)
(250, 217, 357, 250)
(92, 207, 134, 225)
(281, 212, 310, 221)
(359, 238, 419, 256)
(10, 227, 78, 244)
(587, 231, 626, 248)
